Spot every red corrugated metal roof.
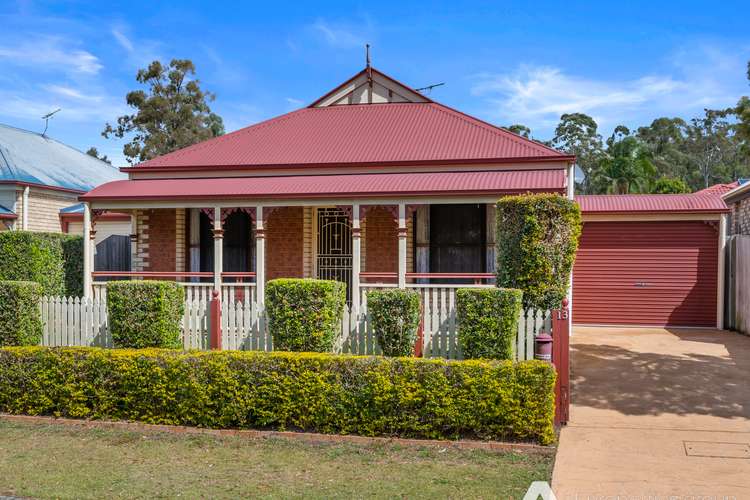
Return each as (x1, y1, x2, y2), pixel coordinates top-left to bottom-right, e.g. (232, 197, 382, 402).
(576, 194, 728, 214)
(81, 169, 566, 201)
(696, 181, 739, 195)
(131, 103, 571, 171)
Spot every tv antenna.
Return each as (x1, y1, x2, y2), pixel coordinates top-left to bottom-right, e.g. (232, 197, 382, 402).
(41, 108, 61, 136)
(415, 82, 445, 95)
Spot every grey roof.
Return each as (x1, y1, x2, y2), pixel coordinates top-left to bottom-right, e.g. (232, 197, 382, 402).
(0, 205, 15, 216)
(60, 202, 85, 214)
(0, 123, 125, 191)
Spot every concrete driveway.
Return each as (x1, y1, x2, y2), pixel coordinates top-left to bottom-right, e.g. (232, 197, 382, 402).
(552, 326, 750, 498)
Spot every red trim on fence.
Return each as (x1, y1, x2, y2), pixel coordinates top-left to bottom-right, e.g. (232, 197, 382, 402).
(92, 271, 213, 278)
(210, 290, 222, 350)
(551, 299, 570, 426)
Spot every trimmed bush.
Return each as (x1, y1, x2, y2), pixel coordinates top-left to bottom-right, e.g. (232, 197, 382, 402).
(0, 347, 557, 444)
(0, 231, 65, 295)
(107, 281, 184, 349)
(0, 281, 43, 346)
(367, 289, 421, 357)
(0, 231, 83, 296)
(61, 235, 84, 298)
(496, 193, 582, 310)
(266, 279, 346, 352)
(457, 288, 523, 360)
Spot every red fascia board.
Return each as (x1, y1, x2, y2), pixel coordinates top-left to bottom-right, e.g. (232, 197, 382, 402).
(0, 213, 17, 219)
(81, 187, 564, 203)
(0, 180, 85, 194)
(120, 155, 575, 173)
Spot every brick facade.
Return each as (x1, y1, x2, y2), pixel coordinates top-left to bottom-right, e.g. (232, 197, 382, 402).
(265, 207, 304, 280)
(143, 209, 177, 272)
(364, 206, 398, 275)
(731, 196, 750, 236)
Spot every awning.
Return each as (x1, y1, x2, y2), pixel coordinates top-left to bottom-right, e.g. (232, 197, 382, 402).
(81, 169, 566, 202)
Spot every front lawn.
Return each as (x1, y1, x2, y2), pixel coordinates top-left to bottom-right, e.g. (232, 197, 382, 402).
(0, 420, 553, 499)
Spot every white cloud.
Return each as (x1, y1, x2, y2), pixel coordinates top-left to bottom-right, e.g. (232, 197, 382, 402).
(471, 43, 749, 136)
(42, 84, 103, 103)
(111, 28, 134, 53)
(310, 18, 371, 48)
(0, 37, 102, 74)
(285, 97, 303, 106)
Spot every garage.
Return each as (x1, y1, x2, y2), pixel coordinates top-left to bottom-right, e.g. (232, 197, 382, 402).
(573, 195, 728, 327)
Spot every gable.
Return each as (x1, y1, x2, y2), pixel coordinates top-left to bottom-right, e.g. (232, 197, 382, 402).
(311, 68, 429, 107)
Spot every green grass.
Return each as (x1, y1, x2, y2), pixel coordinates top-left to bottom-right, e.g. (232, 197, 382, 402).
(0, 420, 553, 499)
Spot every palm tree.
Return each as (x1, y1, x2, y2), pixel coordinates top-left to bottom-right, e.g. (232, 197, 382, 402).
(592, 136, 657, 194)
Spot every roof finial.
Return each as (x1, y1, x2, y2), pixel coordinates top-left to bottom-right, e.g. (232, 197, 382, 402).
(365, 43, 371, 69)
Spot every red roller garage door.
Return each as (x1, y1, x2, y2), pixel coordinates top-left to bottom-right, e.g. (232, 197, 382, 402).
(573, 221, 718, 327)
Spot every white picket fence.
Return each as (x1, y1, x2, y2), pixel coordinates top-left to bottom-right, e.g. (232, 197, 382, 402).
(39, 289, 548, 361)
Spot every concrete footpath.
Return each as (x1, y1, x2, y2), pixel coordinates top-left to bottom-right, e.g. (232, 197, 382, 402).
(552, 326, 750, 499)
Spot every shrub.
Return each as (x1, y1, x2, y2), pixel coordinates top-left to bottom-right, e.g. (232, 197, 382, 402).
(367, 289, 421, 357)
(457, 288, 523, 360)
(266, 279, 346, 352)
(0, 231, 65, 295)
(61, 235, 84, 298)
(0, 281, 43, 346)
(496, 194, 582, 310)
(106, 281, 184, 348)
(0, 231, 83, 296)
(0, 347, 557, 444)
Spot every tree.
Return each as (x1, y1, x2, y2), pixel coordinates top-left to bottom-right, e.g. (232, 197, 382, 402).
(591, 134, 656, 194)
(730, 60, 750, 156)
(505, 124, 531, 138)
(636, 117, 690, 180)
(550, 113, 604, 194)
(103, 59, 224, 164)
(85, 147, 111, 165)
(651, 177, 690, 194)
(684, 110, 742, 189)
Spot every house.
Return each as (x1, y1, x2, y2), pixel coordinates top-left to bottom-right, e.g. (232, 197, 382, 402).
(79, 65, 575, 307)
(0, 122, 126, 240)
(79, 65, 729, 329)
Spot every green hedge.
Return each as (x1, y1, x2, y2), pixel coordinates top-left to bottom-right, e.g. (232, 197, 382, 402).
(61, 235, 84, 298)
(0, 347, 557, 444)
(496, 194, 582, 310)
(266, 279, 346, 352)
(0, 281, 43, 346)
(107, 281, 184, 349)
(457, 288, 523, 360)
(367, 289, 421, 357)
(0, 231, 83, 296)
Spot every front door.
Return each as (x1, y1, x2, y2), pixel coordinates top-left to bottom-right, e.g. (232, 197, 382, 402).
(316, 208, 353, 300)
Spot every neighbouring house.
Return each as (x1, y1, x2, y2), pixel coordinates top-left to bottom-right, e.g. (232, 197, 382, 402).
(720, 180, 750, 333)
(78, 65, 730, 329)
(0, 123, 130, 271)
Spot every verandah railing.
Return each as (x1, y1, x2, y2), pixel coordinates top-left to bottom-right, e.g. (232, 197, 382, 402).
(38, 286, 550, 361)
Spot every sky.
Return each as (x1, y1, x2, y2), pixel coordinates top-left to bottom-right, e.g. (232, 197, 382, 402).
(1, 0, 749, 167)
